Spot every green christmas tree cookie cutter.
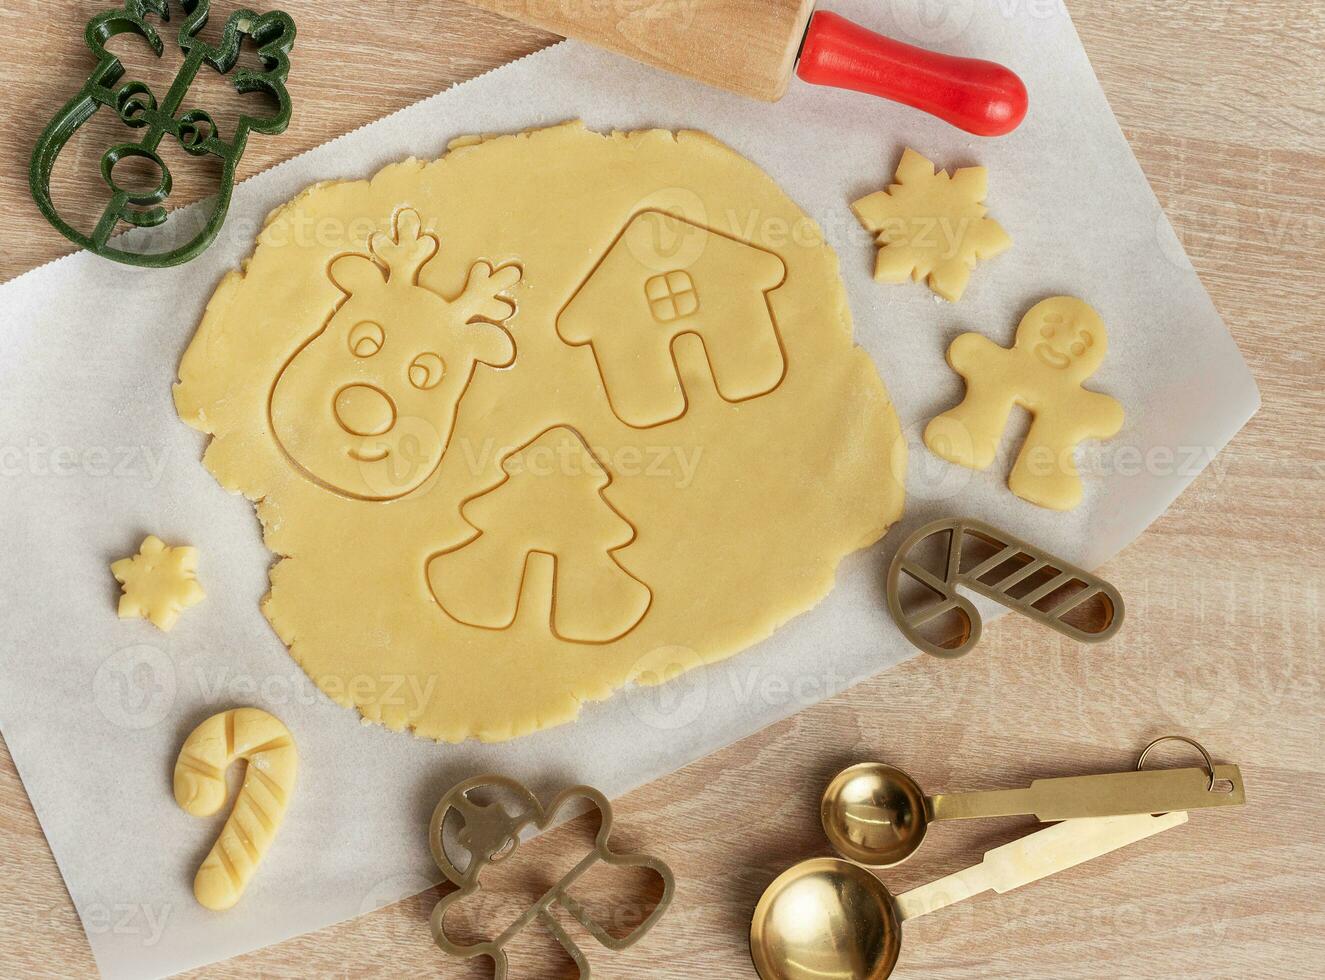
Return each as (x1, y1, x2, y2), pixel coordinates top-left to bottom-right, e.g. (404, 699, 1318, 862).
(30, 0, 295, 267)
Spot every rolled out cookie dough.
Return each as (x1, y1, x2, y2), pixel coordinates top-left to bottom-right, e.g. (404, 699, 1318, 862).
(174, 121, 906, 741)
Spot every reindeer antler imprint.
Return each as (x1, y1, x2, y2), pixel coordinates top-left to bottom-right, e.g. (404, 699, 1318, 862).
(174, 122, 909, 742)
(269, 208, 521, 500)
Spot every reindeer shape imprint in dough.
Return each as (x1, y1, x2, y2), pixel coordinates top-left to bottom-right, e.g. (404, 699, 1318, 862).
(270, 208, 520, 499)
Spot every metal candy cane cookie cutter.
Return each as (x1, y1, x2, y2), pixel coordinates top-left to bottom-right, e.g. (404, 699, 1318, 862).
(30, 0, 294, 267)
(887, 517, 1124, 658)
(428, 775, 675, 978)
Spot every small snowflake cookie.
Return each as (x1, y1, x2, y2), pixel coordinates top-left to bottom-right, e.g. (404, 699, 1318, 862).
(852, 148, 1012, 302)
(111, 535, 205, 631)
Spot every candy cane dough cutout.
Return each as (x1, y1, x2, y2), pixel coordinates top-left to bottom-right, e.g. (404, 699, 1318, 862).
(173, 707, 297, 910)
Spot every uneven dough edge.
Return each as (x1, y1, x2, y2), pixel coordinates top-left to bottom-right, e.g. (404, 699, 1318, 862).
(175, 120, 907, 742)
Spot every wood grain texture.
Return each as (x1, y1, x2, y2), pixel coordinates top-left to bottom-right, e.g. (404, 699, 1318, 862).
(460, 0, 815, 100)
(1, 0, 1323, 977)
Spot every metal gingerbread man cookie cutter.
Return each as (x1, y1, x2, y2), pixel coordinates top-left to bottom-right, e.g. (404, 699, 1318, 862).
(30, 0, 294, 267)
(428, 775, 675, 978)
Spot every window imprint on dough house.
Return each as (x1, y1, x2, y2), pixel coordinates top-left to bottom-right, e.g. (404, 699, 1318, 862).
(644, 270, 699, 323)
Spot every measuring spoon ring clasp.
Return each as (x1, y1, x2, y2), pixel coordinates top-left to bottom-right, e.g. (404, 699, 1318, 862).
(1135, 734, 1218, 793)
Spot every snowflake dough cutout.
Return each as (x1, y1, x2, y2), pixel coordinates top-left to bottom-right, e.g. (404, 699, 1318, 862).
(111, 535, 205, 631)
(852, 148, 1012, 302)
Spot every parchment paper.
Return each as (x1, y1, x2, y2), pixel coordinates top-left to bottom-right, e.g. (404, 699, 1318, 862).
(0, 1, 1258, 975)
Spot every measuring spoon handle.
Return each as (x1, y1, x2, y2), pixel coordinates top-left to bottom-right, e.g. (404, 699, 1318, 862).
(928, 765, 1244, 822)
(893, 811, 1188, 922)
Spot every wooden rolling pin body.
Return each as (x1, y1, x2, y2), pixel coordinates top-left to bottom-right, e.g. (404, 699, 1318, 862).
(463, 0, 1028, 135)
(467, 0, 816, 100)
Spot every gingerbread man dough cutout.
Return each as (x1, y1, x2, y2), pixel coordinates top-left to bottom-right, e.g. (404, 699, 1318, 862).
(426, 426, 652, 643)
(924, 297, 1124, 510)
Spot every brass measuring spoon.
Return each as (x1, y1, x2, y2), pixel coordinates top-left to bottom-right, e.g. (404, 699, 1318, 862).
(822, 736, 1242, 867)
(750, 811, 1187, 980)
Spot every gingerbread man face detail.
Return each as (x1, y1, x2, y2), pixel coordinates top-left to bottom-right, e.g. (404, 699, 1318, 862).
(1016, 298, 1107, 382)
(925, 296, 1124, 511)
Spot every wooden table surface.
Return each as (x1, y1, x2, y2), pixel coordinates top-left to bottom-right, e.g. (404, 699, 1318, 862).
(2, 1, 1322, 977)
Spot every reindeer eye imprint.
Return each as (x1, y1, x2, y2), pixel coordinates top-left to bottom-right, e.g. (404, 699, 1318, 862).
(409, 353, 445, 390)
(349, 321, 384, 358)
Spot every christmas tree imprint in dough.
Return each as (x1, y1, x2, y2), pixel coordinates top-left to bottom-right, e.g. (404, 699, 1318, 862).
(924, 297, 1125, 511)
(852, 148, 1012, 302)
(269, 208, 520, 500)
(557, 210, 787, 428)
(426, 426, 652, 643)
(111, 534, 205, 631)
(175, 122, 907, 740)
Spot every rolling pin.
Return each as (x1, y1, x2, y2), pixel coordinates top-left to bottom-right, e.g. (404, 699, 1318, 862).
(462, 0, 1027, 136)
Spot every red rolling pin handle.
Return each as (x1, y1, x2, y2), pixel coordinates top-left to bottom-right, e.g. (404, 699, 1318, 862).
(795, 10, 1028, 137)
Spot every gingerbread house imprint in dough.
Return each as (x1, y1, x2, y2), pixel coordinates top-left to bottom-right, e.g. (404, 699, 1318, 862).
(557, 210, 788, 429)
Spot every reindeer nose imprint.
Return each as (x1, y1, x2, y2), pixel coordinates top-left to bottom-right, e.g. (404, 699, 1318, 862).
(334, 384, 396, 437)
